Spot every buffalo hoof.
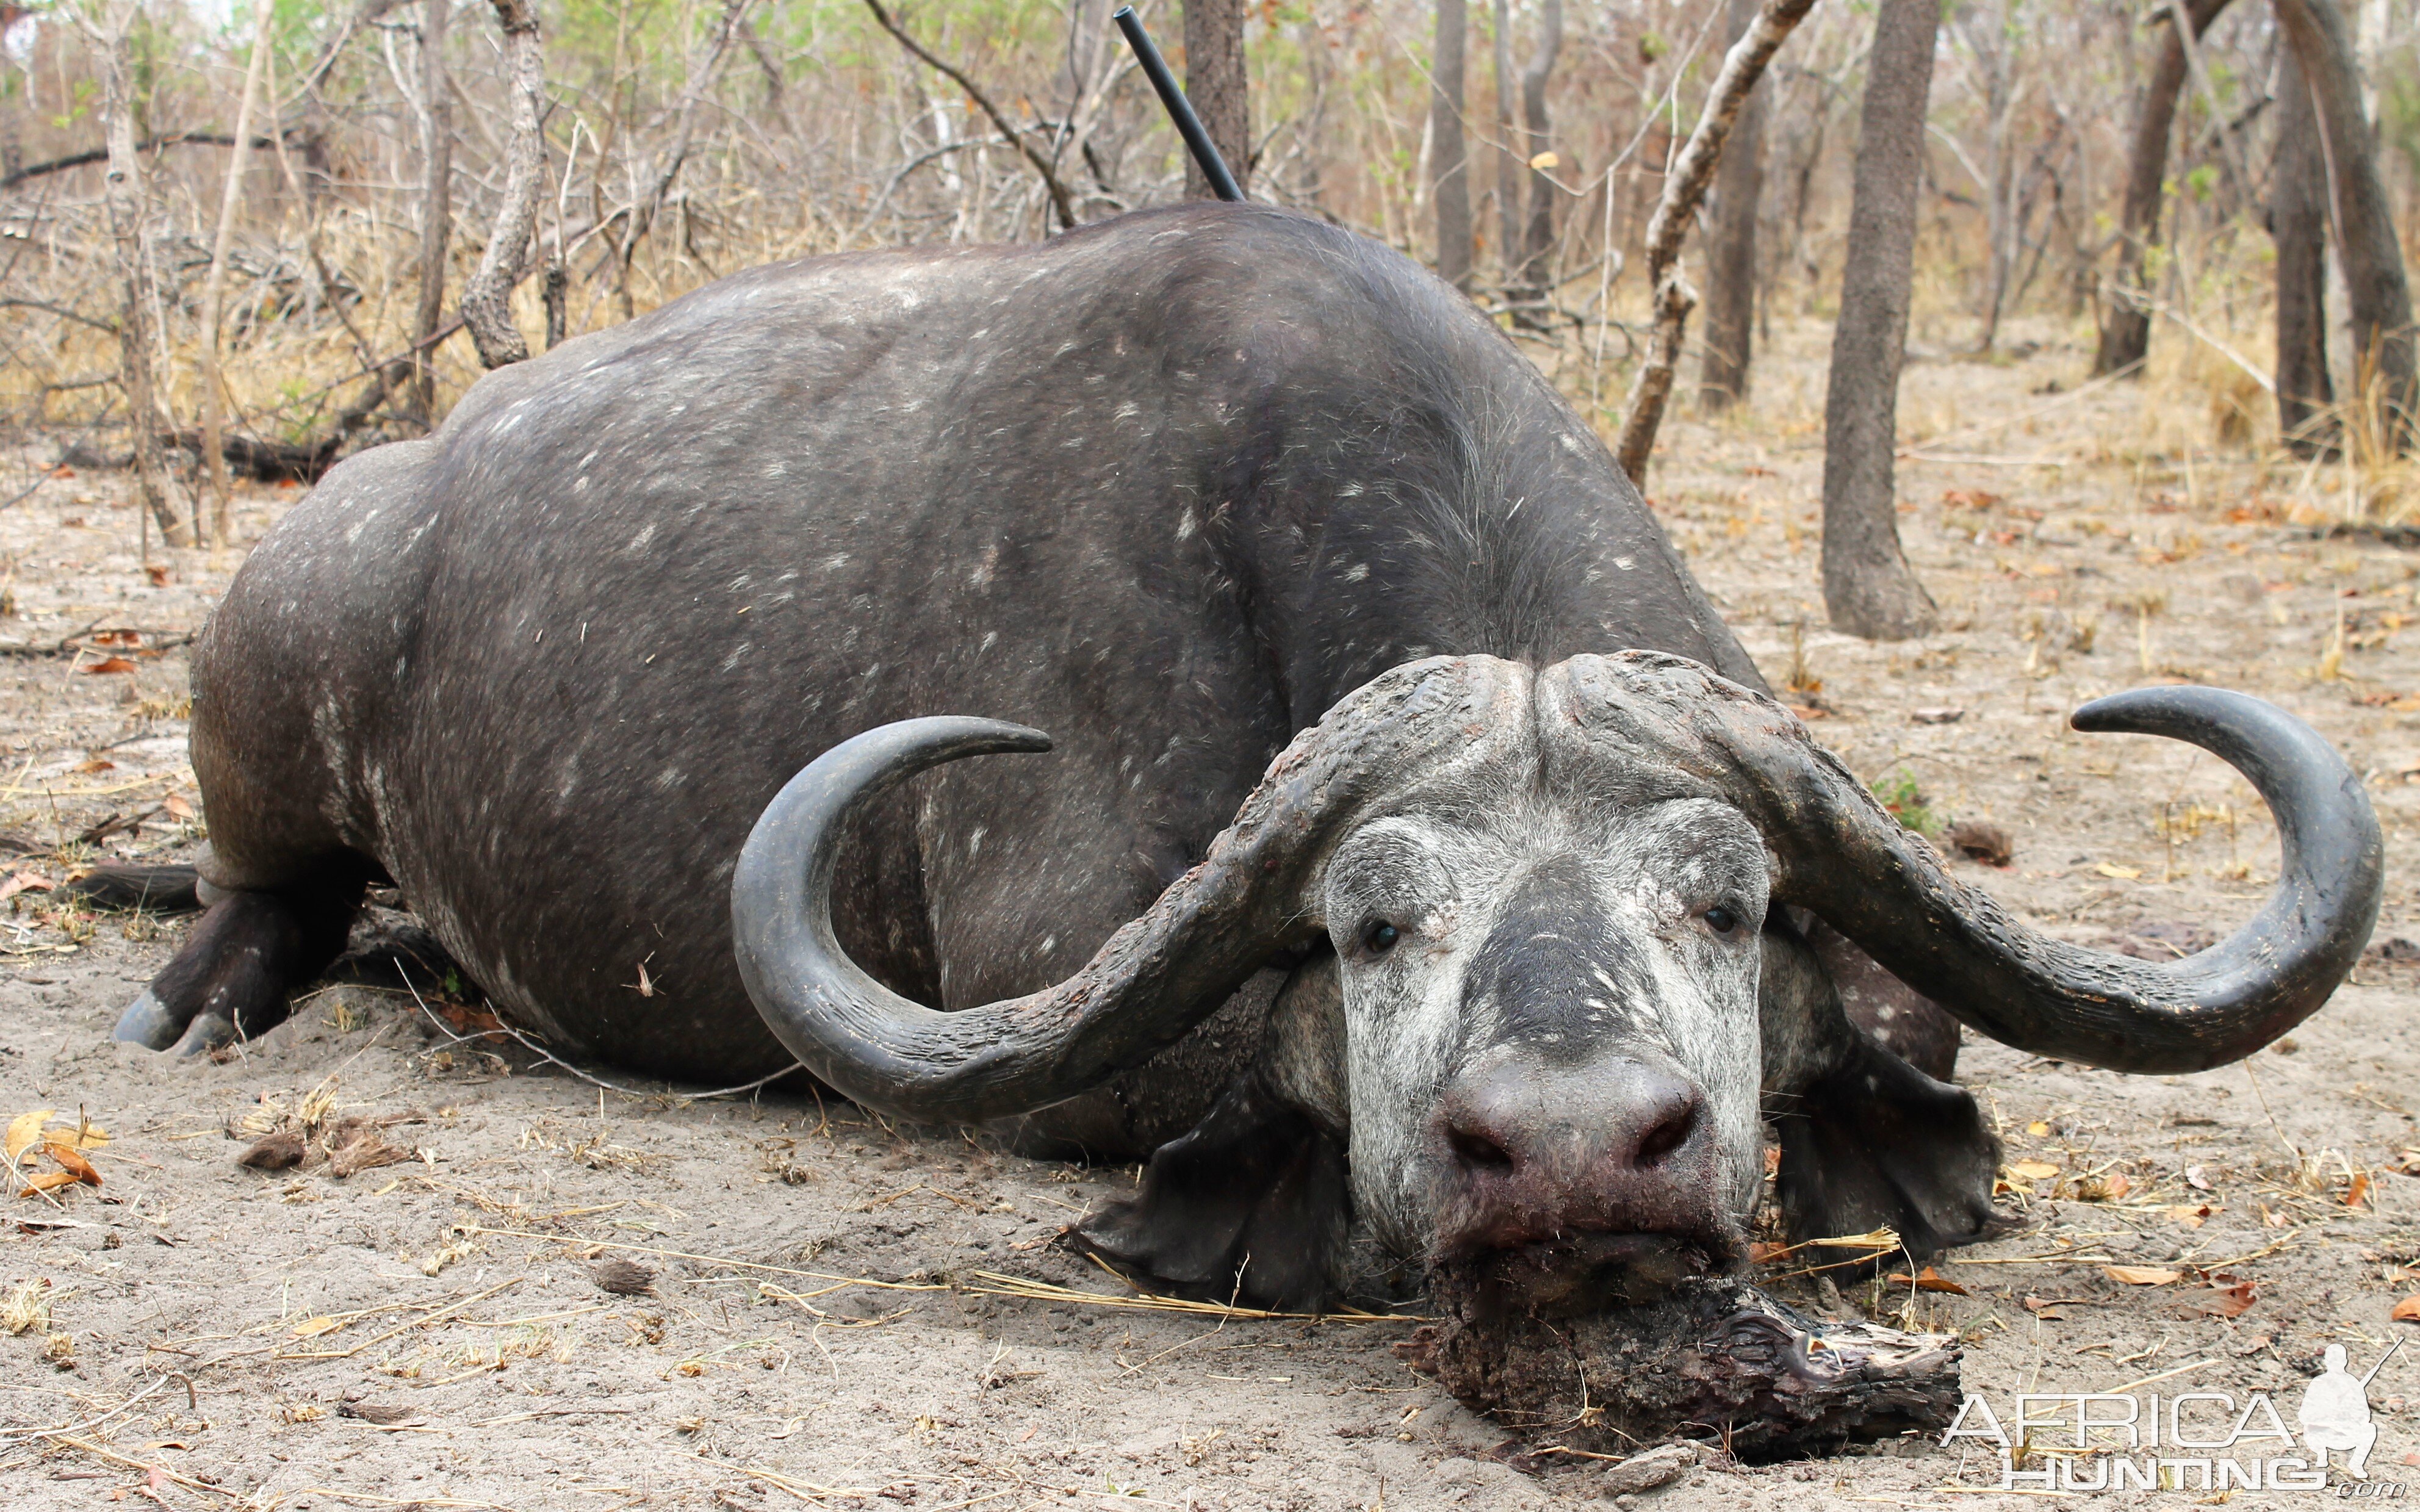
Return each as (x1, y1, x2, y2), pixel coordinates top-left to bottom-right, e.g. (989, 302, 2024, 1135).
(112, 990, 185, 1051)
(169, 1012, 238, 1059)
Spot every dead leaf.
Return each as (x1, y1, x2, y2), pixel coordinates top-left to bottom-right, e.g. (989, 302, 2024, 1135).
(2103, 1265, 2181, 1286)
(144, 564, 170, 587)
(0, 872, 54, 904)
(73, 759, 113, 774)
(51, 1118, 109, 1152)
(2347, 1173, 2373, 1209)
(1748, 1240, 1792, 1265)
(2007, 1160, 2061, 1181)
(2022, 1295, 2078, 1319)
(2393, 1295, 2420, 1323)
(41, 1143, 99, 1187)
(1885, 1266, 1970, 1295)
(92, 631, 140, 646)
(2186, 1165, 2213, 1190)
(162, 794, 194, 820)
(2167, 1203, 2213, 1228)
(19, 1170, 78, 1195)
(4, 1110, 54, 1161)
(2026, 1120, 2051, 1137)
(81, 656, 137, 675)
(2094, 862, 2142, 880)
(1528, 151, 1559, 170)
(434, 1001, 509, 1043)
(291, 1316, 342, 1337)
(2177, 1280, 2257, 1319)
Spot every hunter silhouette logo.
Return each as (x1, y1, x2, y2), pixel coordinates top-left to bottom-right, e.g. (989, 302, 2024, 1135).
(2300, 1341, 2399, 1479)
(1945, 1341, 2406, 1493)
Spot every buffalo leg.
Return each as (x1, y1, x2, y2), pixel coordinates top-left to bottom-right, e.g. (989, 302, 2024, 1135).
(115, 864, 368, 1055)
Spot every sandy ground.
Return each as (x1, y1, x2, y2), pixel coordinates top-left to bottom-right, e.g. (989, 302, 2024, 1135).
(2, 316, 2419, 1510)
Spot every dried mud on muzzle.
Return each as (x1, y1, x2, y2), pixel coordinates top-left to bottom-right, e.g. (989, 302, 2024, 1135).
(1400, 1269, 1964, 1463)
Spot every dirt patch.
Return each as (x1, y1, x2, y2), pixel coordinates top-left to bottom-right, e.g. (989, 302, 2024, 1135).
(3, 322, 2420, 1508)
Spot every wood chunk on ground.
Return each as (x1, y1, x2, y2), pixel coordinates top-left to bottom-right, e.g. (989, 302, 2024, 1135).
(1402, 1272, 1961, 1463)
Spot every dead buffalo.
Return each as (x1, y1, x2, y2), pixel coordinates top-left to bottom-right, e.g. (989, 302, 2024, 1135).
(120, 203, 2380, 1310)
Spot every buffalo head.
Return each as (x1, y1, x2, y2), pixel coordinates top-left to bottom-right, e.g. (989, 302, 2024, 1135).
(729, 653, 2380, 1309)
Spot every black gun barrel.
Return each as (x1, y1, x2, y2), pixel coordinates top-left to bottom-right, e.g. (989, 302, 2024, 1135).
(1112, 7, 1244, 203)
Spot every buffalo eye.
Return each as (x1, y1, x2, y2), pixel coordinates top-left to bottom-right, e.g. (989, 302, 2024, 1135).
(1702, 905, 1740, 936)
(1362, 920, 1401, 955)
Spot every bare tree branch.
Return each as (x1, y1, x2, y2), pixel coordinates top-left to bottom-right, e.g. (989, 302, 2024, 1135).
(619, 0, 757, 283)
(862, 0, 1079, 231)
(67, 0, 194, 549)
(198, 0, 275, 539)
(1613, 0, 1818, 486)
(460, 0, 549, 368)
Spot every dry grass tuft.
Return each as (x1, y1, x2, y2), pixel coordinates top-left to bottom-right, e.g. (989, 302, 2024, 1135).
(2, 1277, 52, 1335)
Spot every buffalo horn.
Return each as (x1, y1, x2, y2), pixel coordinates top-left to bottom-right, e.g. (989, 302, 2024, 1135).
(731, 660, 1523, 1121)
(1548, 653, 2383, 1075)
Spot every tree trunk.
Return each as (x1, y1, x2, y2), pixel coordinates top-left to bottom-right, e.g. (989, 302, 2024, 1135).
(1509, 0, 1560, 305)
(1961, 1, 2014, 354)
(2273, 0, 2415, 451)
(1820, 0, 1939, 641)
(2094, 0, 2232, 378)
(1698, 0, 1768, 410)
(1430, 0, 1470, 289)
(2271, 40, 2333, 452)
(89, 5, 192, 549)
(197, 0, 273, 543)
(1492, 0, 1519, 281)
(0, 2, 23, 187)
(459, 0, 546, 369)
(1183, 0, 1251, 200)
(409, 0, 453, 425)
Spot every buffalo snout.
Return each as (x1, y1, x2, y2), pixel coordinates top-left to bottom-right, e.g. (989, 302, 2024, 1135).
(1428, 1053, 1741, 1315)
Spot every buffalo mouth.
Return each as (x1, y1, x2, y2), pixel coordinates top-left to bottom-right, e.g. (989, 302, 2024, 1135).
(1429, 1229, 1741, 1322)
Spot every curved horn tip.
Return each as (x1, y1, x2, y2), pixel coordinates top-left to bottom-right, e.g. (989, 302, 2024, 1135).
(2067, 684, 2290, 740)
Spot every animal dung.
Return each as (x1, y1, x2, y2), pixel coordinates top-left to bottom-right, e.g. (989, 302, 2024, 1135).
(592, 1258, 657, 1295)
(1401, 1272, 1962, 1463)
(237, 1129, 309, 1171)
(338, 1399, 420, 1426)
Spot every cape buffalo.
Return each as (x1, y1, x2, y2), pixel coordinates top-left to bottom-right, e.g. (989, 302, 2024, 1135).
(120, 203, 2381, 1310)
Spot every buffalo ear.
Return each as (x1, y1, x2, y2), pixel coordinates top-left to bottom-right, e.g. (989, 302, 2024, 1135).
(1772, 1026, 2008, 1267)
(1071, 1068, 1350, 1312)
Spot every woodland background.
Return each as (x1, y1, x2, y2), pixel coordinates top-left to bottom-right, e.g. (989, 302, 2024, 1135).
(0, 0, 2415, 574)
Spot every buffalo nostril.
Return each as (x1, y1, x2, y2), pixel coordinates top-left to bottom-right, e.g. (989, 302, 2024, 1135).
(1633, 1100, 1699, 1166)
(1450, 1126, 1515, 1171)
